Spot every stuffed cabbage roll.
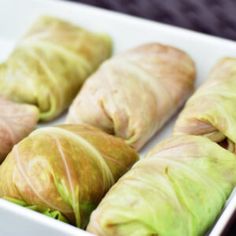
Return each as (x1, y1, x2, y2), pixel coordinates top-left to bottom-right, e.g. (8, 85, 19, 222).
(66, 43, 196, 150)
(0, 97, 38, 162)
(87, 135, 236, 236)
(0, 16, 112, 121)
(174, 58, 236, 152)
(0, 124, 138, 228)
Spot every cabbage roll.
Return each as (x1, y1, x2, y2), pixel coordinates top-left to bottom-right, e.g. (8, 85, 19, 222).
(67, 43, 196, 150)
(0, 97, 38, 162)
(87, 135, 236, 236)
(0, 16, 112, 121)
(174, 58, 236, 152)
(0, 124, 138, 228)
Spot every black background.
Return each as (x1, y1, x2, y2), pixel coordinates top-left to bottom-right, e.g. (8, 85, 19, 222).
(69, 1, 236, 235)
(73, 0, 236, 40)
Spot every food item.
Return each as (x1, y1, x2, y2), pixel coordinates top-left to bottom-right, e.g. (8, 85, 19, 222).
(0, 124, 138, 228)
(66, 43, 196, 150)
(6, 197, 69, 223)
(0, 16, 112, 121)
(87, 135, 236, 236)
(174, 58, 236, 152)
(0, 97, 38, 162)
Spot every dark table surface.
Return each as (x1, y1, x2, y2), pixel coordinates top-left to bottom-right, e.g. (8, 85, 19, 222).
(69, 1, 236, 235)
(75, 0, 236, 41)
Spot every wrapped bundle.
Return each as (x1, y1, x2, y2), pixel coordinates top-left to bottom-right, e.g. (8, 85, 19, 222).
(174, 58, 236, 152)
(67, 43, 196, 150)
(0, 124, 138, 228)
(0, 16, 112, 121)
(0, 97, 38, 162)
(87, 135, 236, 236)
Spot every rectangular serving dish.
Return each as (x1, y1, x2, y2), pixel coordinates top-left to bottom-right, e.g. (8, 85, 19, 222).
(0, 0, 236, 235)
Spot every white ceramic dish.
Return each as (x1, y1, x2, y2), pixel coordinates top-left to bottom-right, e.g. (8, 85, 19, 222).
(0, 0, 236, 235)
